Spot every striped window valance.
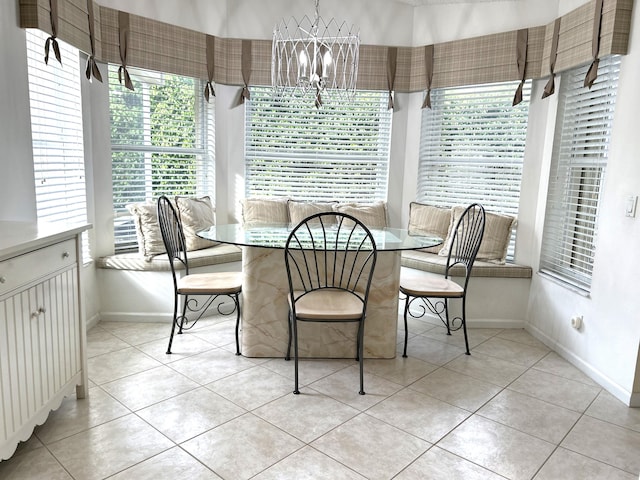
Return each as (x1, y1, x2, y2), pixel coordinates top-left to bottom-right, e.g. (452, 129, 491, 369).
(19, 0, 633, 94)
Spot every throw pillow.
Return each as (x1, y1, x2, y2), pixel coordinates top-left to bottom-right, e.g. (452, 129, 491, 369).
(241, 197, 290, 225)
(288, 200, 336, 225)
(407, 202, 451, 253)
(127, 203, 166, 260)
(333, 201, 388, 228)
(439, 205, 516, 264)
(175, 196, 218, 251)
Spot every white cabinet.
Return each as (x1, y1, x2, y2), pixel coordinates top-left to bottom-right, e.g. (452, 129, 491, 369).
(0, 223, 89, 461)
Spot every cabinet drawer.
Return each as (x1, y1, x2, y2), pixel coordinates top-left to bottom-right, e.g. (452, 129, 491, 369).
(0, 239, 77, 297)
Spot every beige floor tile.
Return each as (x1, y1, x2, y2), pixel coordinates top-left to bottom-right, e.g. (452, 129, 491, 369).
(421, 326, 499, 350)
(86, 326, 130, 358)
(168, 347, 254, 384)
(444, 351, 528, 387)
(532, 351, 600, 386)
(101, 364, 199, 411)
(397, 315, 439, 336)
(261, 357, 352, 385)
(495, 328, 548, 348)
(182, 413, 304, 480)
(34, 388, 129, 444)
(395, 446, 505, 480)
(534, 447, 637, 480)
(311, 413, 429, 480)
(0, 446, 72, 480)
(401, 335, 466, 365)
(364, 355, 439, 386)
(253, 446, 367, 479)
(438, 415, 555, 480)
(477, 389, 581, 443)
(191, 319, 240, 348)
(136, 387, 245, 443)
(136, 334, 217, 363)
(99, 321, 170, 346)
(409, 367, 501, 412)
(585, 390, 640, 433)
(367, 388, 470, 443)
(6, 433, 44, 458)
(46, 414, 173, 480)
(309, 365, 404, 410)
(206, 365, 292, 410)
(87, 347, 162, 385)
(472, 337, 549, 367)
(253, 390, 359, 443)
(109, 446, 222, 479)
(561, 415, 640, 475)
(508, 368, 601, 412)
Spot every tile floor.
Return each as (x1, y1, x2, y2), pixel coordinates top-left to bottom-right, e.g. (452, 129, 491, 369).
(2, 314, 640, 480)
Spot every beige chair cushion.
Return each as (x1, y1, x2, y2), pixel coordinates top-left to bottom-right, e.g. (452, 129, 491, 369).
(333, 201, 388, 228)
(439, 206, 516, 265)
(241, 197, 290, 225)
(399, 268, 464, 298)
(176, 196, 218, 251)
(290, 289, 364, 320)
(177, 271, 242, 295)
(408, 202, 452, 254)
(288, 200, 336, 225)
(127, 202, 166, 260)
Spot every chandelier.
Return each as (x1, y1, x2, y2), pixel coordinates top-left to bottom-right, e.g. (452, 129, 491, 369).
(272, 0, 359, 107)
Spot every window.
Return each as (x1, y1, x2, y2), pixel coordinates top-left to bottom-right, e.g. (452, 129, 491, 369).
(417, 80, 531, 260)
(109, 66, 215, 252)
(26, 30, 89, 259)
(245, 87, 391, 202)
(540, 56, 620, 291)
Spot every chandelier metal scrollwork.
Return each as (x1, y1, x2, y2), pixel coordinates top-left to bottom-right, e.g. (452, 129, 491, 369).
(272, 0, 359, 107)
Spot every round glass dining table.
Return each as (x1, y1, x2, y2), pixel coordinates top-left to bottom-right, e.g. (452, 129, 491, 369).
(197, 223, 442, 359)
(197, 223, 442, 251)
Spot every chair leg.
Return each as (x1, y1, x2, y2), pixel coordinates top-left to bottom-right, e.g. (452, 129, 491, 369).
(358, 319, 365, 395)
(461, 295, 470, 355)
(293, 317, 300, 395)
(402, 295, 411, 358)
(285, 310, 292, 361)
(444, 298, 452, 335)
(234, 294, 241, 356)
(178, 295, 188, 334)
(166, 293, 180, 354)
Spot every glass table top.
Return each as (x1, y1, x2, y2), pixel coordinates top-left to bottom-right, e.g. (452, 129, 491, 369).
(197, 223, 442, 251)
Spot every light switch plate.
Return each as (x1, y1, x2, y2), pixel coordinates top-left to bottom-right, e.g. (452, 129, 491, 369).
(625, 195, 637, 218)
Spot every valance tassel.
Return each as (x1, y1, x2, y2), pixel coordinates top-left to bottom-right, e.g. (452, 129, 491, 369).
(204, 82, 215, 102)
(118, 65, 134, 90)
(85, 56, 103, 82)
(44, 36, 61, 65)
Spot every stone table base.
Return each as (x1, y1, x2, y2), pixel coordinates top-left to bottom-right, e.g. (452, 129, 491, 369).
(241, 246, 400, 358)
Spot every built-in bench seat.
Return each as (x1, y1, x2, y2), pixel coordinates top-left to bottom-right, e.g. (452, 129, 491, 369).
(96, 244, 242, 323)
(96, 244, 242, 271)
(401, 250, 532, 279)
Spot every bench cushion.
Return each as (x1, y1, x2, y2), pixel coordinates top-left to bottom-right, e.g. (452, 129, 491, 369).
(97, 244, 242, 272)
(401, 250, 532, 278)
(407, 202, 452, 254)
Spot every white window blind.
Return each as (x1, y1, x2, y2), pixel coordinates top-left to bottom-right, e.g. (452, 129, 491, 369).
(245, 87, 391, 202)
(109, 66, 215, 252)
(540, 56, 620, 291)
(417, 80, 531, 260)
(26, 30, 89, 260)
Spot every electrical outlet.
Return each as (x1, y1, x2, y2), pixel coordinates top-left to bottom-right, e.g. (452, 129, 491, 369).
(625, 195, 637, 218)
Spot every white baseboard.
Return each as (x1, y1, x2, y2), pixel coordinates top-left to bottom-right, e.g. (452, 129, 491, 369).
(526, 323, 635, 407)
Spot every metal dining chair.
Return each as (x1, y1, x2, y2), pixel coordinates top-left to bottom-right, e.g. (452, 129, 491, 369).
(157, 195, 242, 355)
(284, 212, 378, 395)
(400, 203, 485, 356)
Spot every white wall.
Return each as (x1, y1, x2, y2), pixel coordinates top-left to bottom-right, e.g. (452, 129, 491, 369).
(525, 0, 640, 407)
(0, 0, 36, 222)
(2, 0, 639, 405)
